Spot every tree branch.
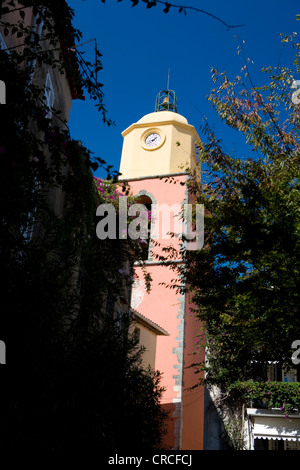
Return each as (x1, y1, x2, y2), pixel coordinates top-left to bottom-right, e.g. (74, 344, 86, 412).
(128, 0, 245, 29)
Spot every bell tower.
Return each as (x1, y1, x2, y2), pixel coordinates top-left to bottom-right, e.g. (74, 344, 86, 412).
(119, 92, 204, 450)
(119, 90, 200, 180)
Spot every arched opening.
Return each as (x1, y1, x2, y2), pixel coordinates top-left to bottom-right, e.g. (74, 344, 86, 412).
(134, 194, 152, 261)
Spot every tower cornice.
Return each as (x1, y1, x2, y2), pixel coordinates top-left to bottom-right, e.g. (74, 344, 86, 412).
(121, 110, 198, 138)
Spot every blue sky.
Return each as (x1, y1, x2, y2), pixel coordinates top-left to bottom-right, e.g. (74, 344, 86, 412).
(67, 0, 299, 178)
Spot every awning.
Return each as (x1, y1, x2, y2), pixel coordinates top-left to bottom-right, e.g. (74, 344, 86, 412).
(247, 408, 300, 442)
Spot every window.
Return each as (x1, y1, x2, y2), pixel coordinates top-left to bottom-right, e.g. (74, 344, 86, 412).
(268, 439, 281, 450)
(44, 72, 55, 119)
(30, 8, 44, 68)
(134, 195, 152, 261)
(20, 177, 40, 241)
(0, 79, 5, 104)
(134, 327, 141, 343)
(268, 439, 300, 450)
(0, 340, 6, 364)
(0, 31, 8, 53)
(267, 363, 279, 381)
(284, 440, 300, 450)
(282, 367, 297, 383)
(32, 12, 44, 38)
(267, 363, 298, 383)
(106, 295, 116, 316)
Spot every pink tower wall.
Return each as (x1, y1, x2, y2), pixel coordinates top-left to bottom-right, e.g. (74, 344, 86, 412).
(128, 175, 204, 449)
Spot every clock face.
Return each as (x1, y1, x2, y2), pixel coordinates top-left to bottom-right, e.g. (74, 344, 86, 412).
(145, 132, 161, 148)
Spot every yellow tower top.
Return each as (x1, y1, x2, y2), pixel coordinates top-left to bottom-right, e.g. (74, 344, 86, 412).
(119, 95, 200, 180)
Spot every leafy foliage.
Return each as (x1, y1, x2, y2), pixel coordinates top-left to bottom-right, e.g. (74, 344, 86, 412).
(231, 381, 300, 414)
(173, 33, 300, 398)
(0, 0, 166, 451)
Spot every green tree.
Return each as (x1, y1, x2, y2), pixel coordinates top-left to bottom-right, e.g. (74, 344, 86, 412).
(175, 31, 300, 401)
